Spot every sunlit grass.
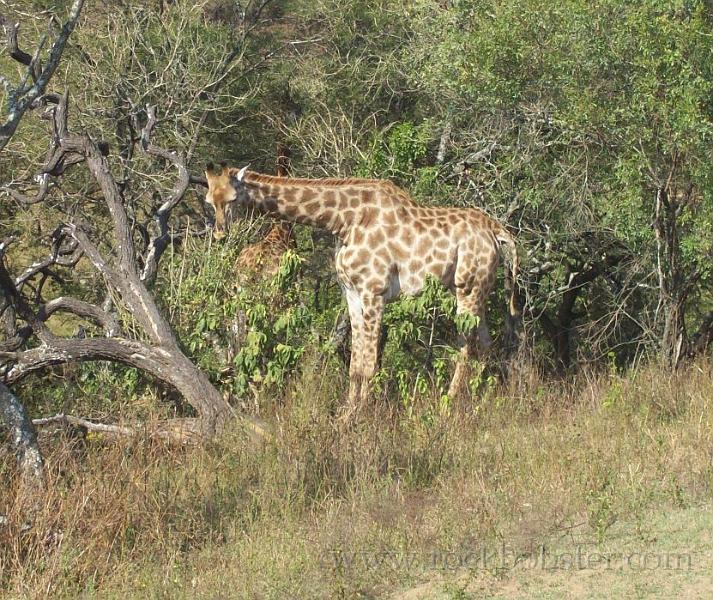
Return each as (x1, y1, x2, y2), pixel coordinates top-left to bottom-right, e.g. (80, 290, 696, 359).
(2, 359, 712, 598)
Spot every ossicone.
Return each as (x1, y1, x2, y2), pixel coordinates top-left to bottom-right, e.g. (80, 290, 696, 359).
(206, 162, 230, 176)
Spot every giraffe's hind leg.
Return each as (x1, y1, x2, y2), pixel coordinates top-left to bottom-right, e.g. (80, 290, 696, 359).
(448, 287, 490, 399)
(357, 294, 385, 405)
(339, 292, 384, 421)
(340, 288, 365, 421)
(448, 242, 498, 399)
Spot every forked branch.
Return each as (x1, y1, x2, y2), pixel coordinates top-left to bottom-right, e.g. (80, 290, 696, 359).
(0, 0, 85, 151)
(131, 104, 191, 284)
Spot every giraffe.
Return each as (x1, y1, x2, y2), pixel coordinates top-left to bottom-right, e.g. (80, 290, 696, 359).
(234, 220, 296, 279)
(204, 163, 520, 415)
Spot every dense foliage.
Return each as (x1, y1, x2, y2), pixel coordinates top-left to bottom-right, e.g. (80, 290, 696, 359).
(2, 0, 712, 415)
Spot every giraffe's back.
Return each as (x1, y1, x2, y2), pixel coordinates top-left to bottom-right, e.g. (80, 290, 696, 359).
(338, 198, 501, 299)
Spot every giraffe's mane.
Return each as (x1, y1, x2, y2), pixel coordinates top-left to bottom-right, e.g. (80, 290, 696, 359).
(233, 170, 386, 188)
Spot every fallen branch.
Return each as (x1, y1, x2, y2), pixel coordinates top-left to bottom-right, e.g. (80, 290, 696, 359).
(33, 413, 135, 436)
(33, 413, 271, 444)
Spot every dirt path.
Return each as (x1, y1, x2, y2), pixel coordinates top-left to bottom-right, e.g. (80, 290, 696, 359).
(391, 502, 713, 600)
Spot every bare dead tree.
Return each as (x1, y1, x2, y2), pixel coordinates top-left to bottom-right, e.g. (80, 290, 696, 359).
(0, 1, 280, 456)
(0, 91, 246, 440)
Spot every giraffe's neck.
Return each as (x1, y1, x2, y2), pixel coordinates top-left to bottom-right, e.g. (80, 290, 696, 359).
(241, 172, 371, 239)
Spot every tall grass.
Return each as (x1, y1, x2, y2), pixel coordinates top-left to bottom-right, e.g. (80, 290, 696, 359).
(1, 358, 712, 598)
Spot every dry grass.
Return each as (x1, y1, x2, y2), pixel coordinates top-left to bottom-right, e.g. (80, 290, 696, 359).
(1, 358, 713, 598)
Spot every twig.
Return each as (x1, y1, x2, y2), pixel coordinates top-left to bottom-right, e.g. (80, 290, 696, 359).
(32, 413, 135, 436)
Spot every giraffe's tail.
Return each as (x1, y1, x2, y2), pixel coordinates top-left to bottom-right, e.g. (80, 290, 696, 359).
(493, 226, 521, 330)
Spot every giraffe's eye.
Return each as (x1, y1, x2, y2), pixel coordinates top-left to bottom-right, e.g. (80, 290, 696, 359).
(223, 188, 238, 203)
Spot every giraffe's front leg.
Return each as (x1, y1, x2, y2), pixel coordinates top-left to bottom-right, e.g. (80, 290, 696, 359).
(357, 295, 385, 406)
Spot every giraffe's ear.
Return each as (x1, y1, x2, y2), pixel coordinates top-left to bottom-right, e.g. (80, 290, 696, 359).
(237, 165, 249, 182)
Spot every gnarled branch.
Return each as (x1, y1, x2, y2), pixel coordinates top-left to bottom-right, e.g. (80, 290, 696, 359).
(39, 297, 120, 336)
(130, 104, 191, 285)
(0, 0, 85, 151)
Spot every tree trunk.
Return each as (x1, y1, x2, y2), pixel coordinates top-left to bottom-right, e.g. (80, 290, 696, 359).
(653, 183, 696, 369)
(539, 313, 571, 374)
(155, 345, 231, 435)
(0, 383, 45, 497)
(689, 312, 713, 358)
(661, 298, 686, 369)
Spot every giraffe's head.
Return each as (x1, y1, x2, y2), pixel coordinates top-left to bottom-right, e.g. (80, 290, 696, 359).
(204, 163, 249, 240)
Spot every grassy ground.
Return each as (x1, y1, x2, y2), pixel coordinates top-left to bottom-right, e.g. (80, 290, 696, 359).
(1, 358, 713, 599)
